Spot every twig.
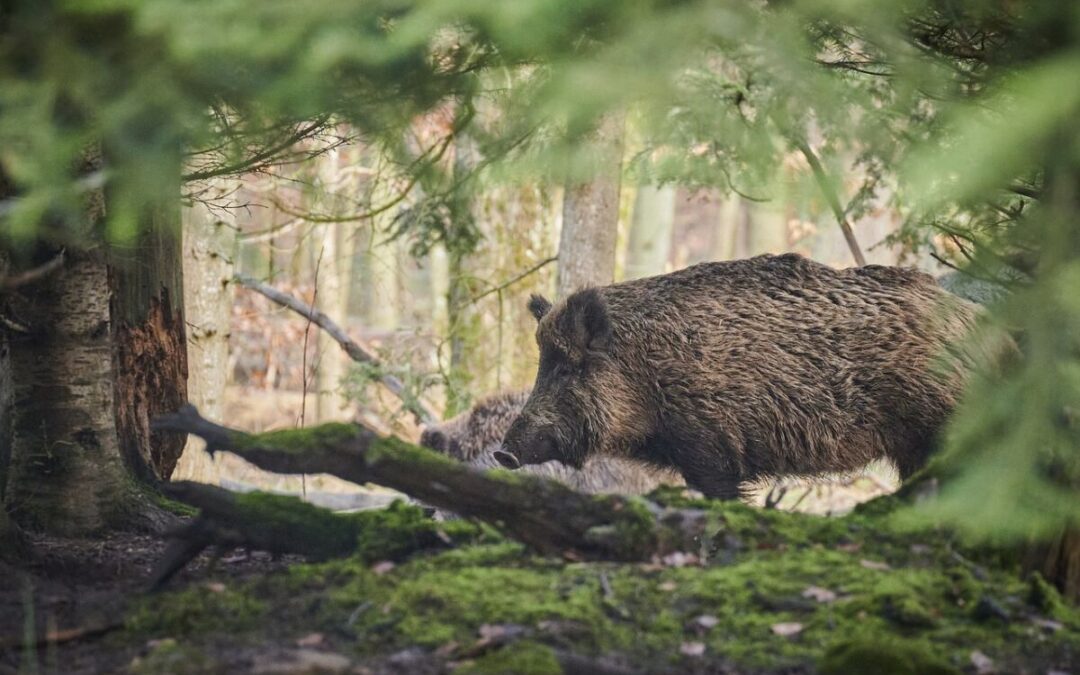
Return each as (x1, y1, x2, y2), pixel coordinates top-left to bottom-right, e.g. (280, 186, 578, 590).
(792, 139, 867, 267)
(0, 620, 122, 650)
(469, 256, 558, 304)
(0, 249, 66, 291)
(236, 275, 438, 425)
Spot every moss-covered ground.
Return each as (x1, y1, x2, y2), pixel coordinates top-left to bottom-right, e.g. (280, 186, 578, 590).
(100, 488, 1080, 674)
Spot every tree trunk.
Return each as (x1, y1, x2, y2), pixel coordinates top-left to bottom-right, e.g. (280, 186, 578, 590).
(556, 113, 625, 298)
(7, 249, 130, 534)
(710, 195, 743, 261)
(625, 185, 675, 280)
(4, 157, 186, 534)
(315, 224, 351, 423)
(174, 187, 238, 481)
(109, 204, 188, 484)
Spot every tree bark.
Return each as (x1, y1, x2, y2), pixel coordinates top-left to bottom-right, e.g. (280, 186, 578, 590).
(557, 113, 625, 299)
(174, 187, 238, 482)
(109, 202, 188, 483)
(7, 249, 130, 533)
(625, 185, 675, 280)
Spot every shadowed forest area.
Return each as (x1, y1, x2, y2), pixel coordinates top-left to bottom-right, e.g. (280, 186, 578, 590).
(1, 1, 1079, 673)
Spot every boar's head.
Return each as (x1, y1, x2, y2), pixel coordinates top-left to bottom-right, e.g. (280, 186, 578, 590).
(496, 288, 645, 470)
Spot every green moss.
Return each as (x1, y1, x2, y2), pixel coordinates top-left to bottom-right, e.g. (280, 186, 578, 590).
(819, 637, 960, 675)
(366, 435, 462, 469)
(129, 639, 216, 675)
(126, 585, 265, 637)
(235, 423, 360, 453)
(1028, 572, 1067, 619)
(111, 492, 1080, 673)
(352, 500, 493, 563)
(454, 642, 562, 675)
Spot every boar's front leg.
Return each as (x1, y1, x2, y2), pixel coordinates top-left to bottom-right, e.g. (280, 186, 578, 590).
(679, 466, 744, 501)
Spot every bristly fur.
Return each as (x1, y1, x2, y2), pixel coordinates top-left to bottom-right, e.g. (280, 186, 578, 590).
(503, 252, 1000, 499)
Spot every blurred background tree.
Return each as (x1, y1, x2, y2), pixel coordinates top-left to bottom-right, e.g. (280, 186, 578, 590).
(1, 0, 1077, 594)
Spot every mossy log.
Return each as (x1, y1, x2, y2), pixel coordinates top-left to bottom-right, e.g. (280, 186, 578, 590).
(148, 483, 480, 588)
(152, 405, 710, 562)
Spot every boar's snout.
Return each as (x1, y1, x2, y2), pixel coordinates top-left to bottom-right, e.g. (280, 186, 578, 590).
(500, 417, 561, 468)
(492, 449, 520, 469)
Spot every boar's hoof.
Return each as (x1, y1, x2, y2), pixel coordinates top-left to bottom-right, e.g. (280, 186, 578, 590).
(492, 450, 521, 469)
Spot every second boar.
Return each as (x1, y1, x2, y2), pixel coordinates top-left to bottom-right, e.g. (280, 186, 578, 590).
(420, 391, 681, 495)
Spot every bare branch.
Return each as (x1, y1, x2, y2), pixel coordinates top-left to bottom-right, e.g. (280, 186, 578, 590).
(235, 275, 439, 425)
(793, 139, 867, 267)
(469, 256, 558, 304)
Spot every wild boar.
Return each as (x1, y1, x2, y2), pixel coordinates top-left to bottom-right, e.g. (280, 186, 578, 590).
(496, 253, 985, 499)
(420, 391, 681, 495)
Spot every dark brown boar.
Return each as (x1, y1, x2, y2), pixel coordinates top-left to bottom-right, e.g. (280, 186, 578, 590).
(496, 253, 986, 499)
(420, 391, 681, 495)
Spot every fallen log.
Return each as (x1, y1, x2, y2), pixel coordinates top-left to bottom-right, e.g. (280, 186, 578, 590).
(147, 482, 486, 588)
(152, 405, 710, 562)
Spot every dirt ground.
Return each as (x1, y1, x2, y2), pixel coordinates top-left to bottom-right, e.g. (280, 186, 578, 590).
(0, 531, 302, 675)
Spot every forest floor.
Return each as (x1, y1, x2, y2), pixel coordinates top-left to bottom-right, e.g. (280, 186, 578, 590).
(2, 490, 1078, 675)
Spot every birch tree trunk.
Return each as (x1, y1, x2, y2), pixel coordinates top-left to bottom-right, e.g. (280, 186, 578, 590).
(556, 113, 626, 299)
(174, 187, 238, 481)
(625, 184, 675, 280)
(7, 250, 130, 533)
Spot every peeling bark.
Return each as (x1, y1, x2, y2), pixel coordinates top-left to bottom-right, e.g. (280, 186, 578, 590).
(109, 205, 188, 482)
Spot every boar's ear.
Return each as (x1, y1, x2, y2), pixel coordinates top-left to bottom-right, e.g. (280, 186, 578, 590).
(527, 294, 552, 322)
(565, 288, 612, 355)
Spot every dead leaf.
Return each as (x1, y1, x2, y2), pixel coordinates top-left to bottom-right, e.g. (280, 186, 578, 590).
(836, 542, 862, 553)
(662, 552, 701, 568)
(802, 586, 837, 603)
(478, 624, 526, 641)
(296, 633, 324, 647)
(1032, 617, 1064, 633)
(680, 641, 706, 657)
(434, 641, 460, 657)
(206, 582, 226, 593)
(970, 650, 995, 674)
(371, 561, 396, 575)
(860, 559, 891, 571)
(659, 581, 678, 592)
(694, 615, 720, 629)
(770, 622, 804, 637)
